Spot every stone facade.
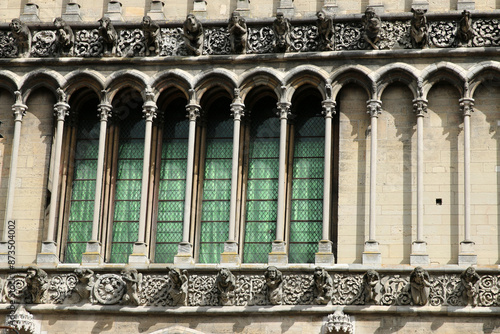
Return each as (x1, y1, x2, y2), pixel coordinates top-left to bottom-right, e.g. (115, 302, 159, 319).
(0, 0, 499, 333)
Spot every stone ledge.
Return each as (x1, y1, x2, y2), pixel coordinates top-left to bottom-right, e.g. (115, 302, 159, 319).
(2, 304, 500, 317)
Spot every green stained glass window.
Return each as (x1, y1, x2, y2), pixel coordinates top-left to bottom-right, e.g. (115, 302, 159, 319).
(198, 116, 233, 264)
(64, 118, 100, 263)
(289, 113, 324, 263)
(243, 114, 279, 263)
(109, 114, 145, 263)
(155, 113, 189, 263)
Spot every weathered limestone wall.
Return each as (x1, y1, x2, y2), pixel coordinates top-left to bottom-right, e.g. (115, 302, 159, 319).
(0, 89, 13, 231)
(14, 88, 54, 266)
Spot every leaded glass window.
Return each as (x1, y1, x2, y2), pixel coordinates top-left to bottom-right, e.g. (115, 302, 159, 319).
(109, 113, 145, 263)
(289, 109, 324, 263)
(155, 108, 189, 263)
(243, 105, 279, 263)
(198, 110, 233, 264)
(64, 116, 99, 263)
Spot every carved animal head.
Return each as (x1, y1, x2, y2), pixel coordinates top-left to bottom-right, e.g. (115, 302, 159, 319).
(26, 266, 47, 281)
(121, 268, 138, 281)
(99, 16, 112, 29)
(54, 17, 66, 29)
(462, 266, 477, 281)
(364, 7, 376, 20)
(364, 270, 380, 284)
(411, 8, 427, 22)
(316, 10, 326, 21)
(314, 267, 329, 282)
(75, 268, 93, 280)
(219, 268, 231, 281)
(276, 12, 285, 24)
(9, 18, 24, 34)
(185, 14, 200, 32)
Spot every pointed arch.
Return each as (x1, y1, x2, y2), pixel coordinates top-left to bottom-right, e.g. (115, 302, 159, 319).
(238, 67, 284, 102)
(105, 70, 149, 102)
(284, 65, 329, 101)
(420, 62, 466, 99)
(467, 61, 500, 98)
(330, 65, 373, 101)
(373, 63, 419, 100)
(20, 69, 65, 101)
(64, 69, 106, 101)
(151, 69, 194, 101)
(0, 70, 20, 94)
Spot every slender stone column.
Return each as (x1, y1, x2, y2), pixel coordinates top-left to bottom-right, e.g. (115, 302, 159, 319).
(410, 97, 430, 265)
(38, 89, 70, 265)
(269, 87, 290, 265)
(82, 91, 112, 264)
(175, 90, 200, 264)
(129, 87, 157, 265)
(458, 97, 477, 265)
(222, 89, 244, 264)
(316, 85, 336, 265)
(362, 99, 382, 265)
(0, 92, 27, 265)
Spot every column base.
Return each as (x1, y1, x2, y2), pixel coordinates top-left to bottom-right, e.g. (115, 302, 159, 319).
(410, 240, 430, 265)
(128, 242, 150, 266)
(362, 240, 381, 265)
(268, 241, 288, 265)
(315, 240, 335, 265)
(174, 242, 194, 265)
(220, 241, 240, 265)
(81, 241, 103, 265)
(36, 241, 60, 266)
(459, 240, 477, 266)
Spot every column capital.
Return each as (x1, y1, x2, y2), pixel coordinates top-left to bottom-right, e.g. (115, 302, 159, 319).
(54, 102, 70, 121)
(366, 99, 382, 117)
(276, 101, 291, 120)
(97, 103, 113, 121)
(12, 91, 27, 121)
(322, 99, 336, 118)
(186, 104, 201, 121)
(412, 98, 428, 117)
(459, 97, 474, 117)
(230, 88, 245, 121)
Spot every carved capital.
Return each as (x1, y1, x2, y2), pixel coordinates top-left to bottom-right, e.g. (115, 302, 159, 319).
(97, 103, 113, 121)
(54, 102, 70, 121)
(142, 103, 158, 121)
(460, 98, 474, 117)
(230, 88, 245, 120)
(276, 102, 291, 120)
(186, 104, 201, 121)
(366, 99, 382, 117)
(322, 99, 336, 118)
(412, 98, 428, 117)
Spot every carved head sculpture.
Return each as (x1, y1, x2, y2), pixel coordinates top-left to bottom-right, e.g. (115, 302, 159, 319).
(230, 11, 241, 23)
(9, 18, 23, 34)
(185, 14, 199, 31)
(276, 12, 285, 24)
(168, 267, 182, 283)
(142, 15, 152, 27)
(54, 17, 65, 29)
(364, 269, 380, 286)
(99, 16, 111, 29)
(364, 7, 376, 20)
(410, 266, 428, 285)
(121, 268, 139, 283)
(461, 266, 479, 283)
(26, 266, 47, 281)
(411, 8, 427, 25)
(265, 266, 282, 282)
(75, 268, 93, 280)
(316, 10, 325, 21)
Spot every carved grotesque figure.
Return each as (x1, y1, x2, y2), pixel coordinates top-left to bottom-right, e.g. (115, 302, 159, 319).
(216, 268, 235, 306)
(98, 16, 118, 57)
(120, 268, 142, 306)
(183, 14, 204, 56)
(167, 267, 188, 306)
(362, 7, 381, 50)
(410, 8, 428, 49)
(142, 15, 160, 56)
(26, 266, 48, 304)
(228, 11, 247, 54)
(265, 266, 283, 305)
(316, 10, 334, 51)
(457, 10, 473, 47)
(272, 12, 292, 53)
(74, 268, 94, 303)
(409, 266, 431, 306)
(358, 270, 382, 304)
(54, 17, 74, 56)
(10, 18, 31, 58)
(461, 266, 480, 306)
(313, 267, 333, 305)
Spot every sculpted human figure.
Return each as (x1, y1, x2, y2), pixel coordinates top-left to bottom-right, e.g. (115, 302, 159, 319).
(142, 16, 160, 56)
(228, 11, 247, 54)
(265, 266, 283, 305)
(26, 266, 48, 304)
(10, 18, 31, 58)
(183, 14, 204, 56)
(98, 16, 118, 56)
(461, 266, 480, 306)
(167, 267, 189, 306)
(216, 268, 235, 306)
(316, 10, 334, 51)
(362, 7, 381, 50)
(54, 17, 74, 56)
(457, 10, 473, 46)
(360, 270, 382, 304)
(74, 268, 94, 303)
(409, 266, 431, 306)
(121, 268, 142, 306)
(313, 267, 333, 305)
(272, 12, 292, 53)
(410, 8, 428, 49)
